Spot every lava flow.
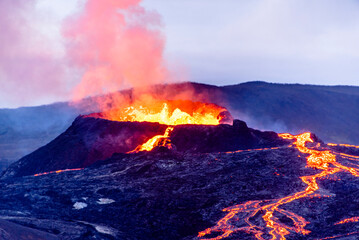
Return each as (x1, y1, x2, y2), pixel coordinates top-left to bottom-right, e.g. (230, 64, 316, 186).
(130, 126, 174, 152)
(87, 100, 230, 126)
(87, 100, 231, 152)
(34, 168, 83, 177)
(198, 132, 359, 240)
(328, 143, 359, 149)
(335, 217, 359, 225)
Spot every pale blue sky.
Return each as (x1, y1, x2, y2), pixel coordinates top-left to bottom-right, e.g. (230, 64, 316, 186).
(141, 0, 359, 86)
(1, 0, 359, 108)
(37, 0, 359, 86)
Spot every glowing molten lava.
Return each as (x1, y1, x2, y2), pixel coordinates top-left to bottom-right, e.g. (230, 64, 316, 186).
(198, 132, 359, 240)
(87, 100, 230, 126)
(131, 126, 174, 152)
(335, 217, 359, 225)
(34, 168, 83, 177)
(86, 100, 231, 152)
(328, 143, 359, 149)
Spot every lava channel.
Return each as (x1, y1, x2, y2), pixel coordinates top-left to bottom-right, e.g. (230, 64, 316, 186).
(198, 132, 359, 240)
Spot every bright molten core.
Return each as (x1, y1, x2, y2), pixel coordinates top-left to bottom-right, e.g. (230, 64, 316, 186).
(86, 100, 232, 126)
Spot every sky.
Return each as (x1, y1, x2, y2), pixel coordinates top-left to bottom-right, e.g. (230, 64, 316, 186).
(142, 0, 359, 86)
(1, 0, 359, 108)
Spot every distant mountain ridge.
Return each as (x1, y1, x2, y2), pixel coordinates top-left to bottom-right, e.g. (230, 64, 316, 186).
(0, 81, 358, 168)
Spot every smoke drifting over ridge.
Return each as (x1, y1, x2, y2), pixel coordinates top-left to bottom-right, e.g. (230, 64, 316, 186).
(0, 0, 170, 107)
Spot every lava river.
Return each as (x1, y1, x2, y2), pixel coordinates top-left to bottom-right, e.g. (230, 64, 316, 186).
(198, 132, 359, 240)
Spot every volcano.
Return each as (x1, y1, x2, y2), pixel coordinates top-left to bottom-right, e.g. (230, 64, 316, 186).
(0, 100, 359, 240)
(1, 81, 359, 168)
(2, 101, 288, 178)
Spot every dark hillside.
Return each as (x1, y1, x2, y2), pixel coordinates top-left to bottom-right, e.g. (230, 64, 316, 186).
(0, 81, 358, 167)
(219, 82, 359, 144)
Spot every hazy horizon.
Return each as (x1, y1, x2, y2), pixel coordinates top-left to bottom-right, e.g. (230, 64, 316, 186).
(2, 80, 359, 110)
(1, 0, 359, 108)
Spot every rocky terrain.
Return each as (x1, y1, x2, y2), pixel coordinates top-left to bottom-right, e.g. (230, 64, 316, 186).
(1, 117, 287, 178)
(0, 116, 359, 239)
(0, 141, 358, 239)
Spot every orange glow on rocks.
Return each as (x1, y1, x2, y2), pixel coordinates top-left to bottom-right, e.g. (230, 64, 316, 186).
(131, 126, 174, 152)
(87, 100, 230, 152)
(198, 132, 359, 240)
(87, 100, 230, 126)
(335, 217, 359, 225)
(328, 143, 359, 149)
(34, 168, 83, 177)
(87, 100, 229, 153)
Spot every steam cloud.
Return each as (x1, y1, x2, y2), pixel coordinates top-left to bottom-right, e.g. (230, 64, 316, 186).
(63, 0, 169, 101)
(0, 0, 170, 107)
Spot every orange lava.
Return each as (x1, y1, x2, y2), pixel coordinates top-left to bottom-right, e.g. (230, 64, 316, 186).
(96, 100, 228, 153)
(328, 143, 359, 149)
(86, 100, 229, 126)
(335, 217, 359, 225)
(198, 132, 359, 240)
(334, 152, 359, 161)
(130, 126, 174, 152)
(34, 168, 83, 177)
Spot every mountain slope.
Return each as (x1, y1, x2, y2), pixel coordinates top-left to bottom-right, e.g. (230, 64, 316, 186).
(0, 81, 358, 167)
(1, 117, 288, 178)
(219, 82, 359, 144)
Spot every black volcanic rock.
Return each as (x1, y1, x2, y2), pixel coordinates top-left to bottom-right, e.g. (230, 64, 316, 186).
(0, 148, 308, 240)
(0, 144, 358, 239)
(0, 219, 59, 240)
(170, 123, 285, 153)
(2, 117, 289, 178)
(1, 116, 168, 178)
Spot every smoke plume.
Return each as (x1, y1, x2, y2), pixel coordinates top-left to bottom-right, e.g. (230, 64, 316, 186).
(63, 0, 169, 101)
(0, 0, 171, 108)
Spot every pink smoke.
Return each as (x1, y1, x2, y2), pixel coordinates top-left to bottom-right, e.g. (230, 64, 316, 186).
(0, 0, 66, 107)
(63, 0, 169, 101)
